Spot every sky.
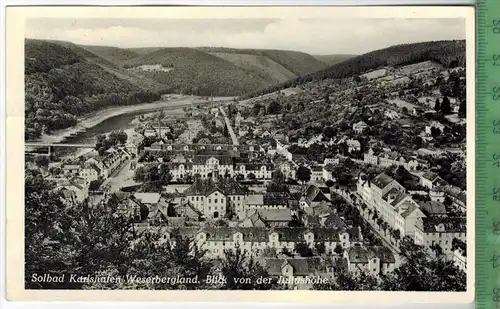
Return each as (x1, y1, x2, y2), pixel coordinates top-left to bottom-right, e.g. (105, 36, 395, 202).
(26, 18, 466, 55)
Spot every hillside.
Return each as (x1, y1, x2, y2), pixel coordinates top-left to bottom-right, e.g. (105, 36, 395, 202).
(313, 54, 357, 65)
(241, 40, 466, 99)
(25, 39, 161, 140)
(79, 44, 140, 63)
(197, 47, 326, 76)
(209, 52, 297, 83)
(121, 47, 271, 96)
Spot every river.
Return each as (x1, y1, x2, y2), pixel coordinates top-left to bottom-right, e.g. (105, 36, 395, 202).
(49, 95, 235, 158)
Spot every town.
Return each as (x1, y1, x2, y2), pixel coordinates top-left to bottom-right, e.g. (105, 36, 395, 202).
(26, 58, 467, 290)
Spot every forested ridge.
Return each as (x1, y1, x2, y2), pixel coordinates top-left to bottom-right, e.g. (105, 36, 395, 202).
(25, 39, 161, 140)
(196, 47, 326, 76)
(121, 47, 270, 96)
(241, 40, 466, 99)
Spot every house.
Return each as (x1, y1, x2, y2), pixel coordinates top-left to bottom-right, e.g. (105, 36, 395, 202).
(323, 157, 339, 166)
(63, 164, 81, 176)
(453, 248, 467, 272)
(353, 121, 369, 134)
(384, 110, 401, 120)
(414, 216, 466, 258)
(166, 226, 356, 260)
(363, 148, 381, 165)
(300, 185, 330, 209)
(144, 129, 157, 138)
(311, 166, 323, 181)
(420, 171, 442, 189)
(394, 201, 425, 238)
(346, 139, 361, 152)
(184, 178, 246, 219)
(57, 177, 89, 205)
(210, 107, 220, 117)
(235, 163, 274, 180)
(322, 164, 335, 182)
(344, 245, 396, 277)
(265, 258, 323, 290)
(250, 209, 292, 227)
(357, 173, 410, 229)
(80, 161, 102, 184)
(192, 155, 234, 179)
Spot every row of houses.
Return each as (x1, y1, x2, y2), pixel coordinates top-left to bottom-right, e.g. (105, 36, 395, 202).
(363, 148, 429, 171)
(357, 172, 466, 260)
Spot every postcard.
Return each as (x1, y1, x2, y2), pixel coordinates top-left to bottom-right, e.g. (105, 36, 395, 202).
(5, 5, 475, 303)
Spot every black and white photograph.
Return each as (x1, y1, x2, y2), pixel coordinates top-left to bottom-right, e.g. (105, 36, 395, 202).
(13, 6, 472, 298)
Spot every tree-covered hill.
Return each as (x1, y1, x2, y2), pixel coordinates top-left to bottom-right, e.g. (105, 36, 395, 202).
(121, 47, 271, 96)
(312, 54, 357, 66)
(241, 40, 466, 99)
(79, 44, 140, 64)
(25, 39, 161, 140)
(196, 47, 327, 76)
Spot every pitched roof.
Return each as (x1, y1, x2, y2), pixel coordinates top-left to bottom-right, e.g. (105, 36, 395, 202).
(419, 201, 447, 215)
(346, 246, 373, 263)
(133, 193, 161, 204)
(371, 173, 395, 190)
(246, 194, 264, 205)
(193, 155, 233, 165)
(256, 209, 292, 222)
(422, 171, 439, 181)
(421, 216, 466, 233)
(369, 246, 396, 263)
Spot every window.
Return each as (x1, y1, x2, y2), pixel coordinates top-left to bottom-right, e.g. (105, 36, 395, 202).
(209, 199, 212, 203)
(215, 199, 218, 203)
(196, 197, 199, 201)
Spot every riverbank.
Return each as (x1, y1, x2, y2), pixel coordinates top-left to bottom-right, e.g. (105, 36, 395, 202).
(30, 95, 235, 144)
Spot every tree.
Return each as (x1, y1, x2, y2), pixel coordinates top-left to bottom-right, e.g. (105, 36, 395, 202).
(444, 195, 453, 207)
(315, 242, 326, 255)
(325, 179, 335, 188)
(88, 179, 102, 191)
(431, 127, 441, 139)
(267, 100, 281, 114)
(295, 242, 313, 257)
(247, 173, 256, 181)
(333, 244, 343, 255)
(323, 126, 337, 139)
(458, 100, 466, 118)
(440, 96, 452, 115)
(379, 236, 466, 291)
(34, 156, 50, 168)
(219, 247, 277, 290)
(434, 98, 441, 112)
(296, 166, 311, 184)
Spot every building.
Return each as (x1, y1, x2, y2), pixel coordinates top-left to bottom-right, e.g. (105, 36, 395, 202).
(344, 245, 396, 277)
(357, 173, 419, 230)
(80, 161, 102, 184)
(353, 121, 369, 134)
(192, 155, 234, 179)
(184, 178, 246, 219)
(300, 185, 331, 209)
(420, 172, 443, 189)
(322, 164, 335, 182)
(243, 209, 293, 227)
(453, 248, 467, 272)
(265, 258, 323, 290)
(414, 216, 466, 258)
(57, 177, 89, 205)
(384, 110, 401, 120)
(63, 164, 81, 176)
(394, 201, 425, 238)
(167, 226, 358, 259)
(346, 139, 361, 152)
